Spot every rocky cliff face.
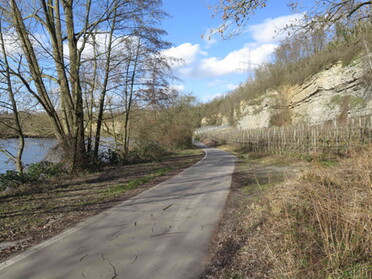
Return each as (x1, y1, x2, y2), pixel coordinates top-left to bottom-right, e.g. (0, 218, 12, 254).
(236, 60, 371, 129)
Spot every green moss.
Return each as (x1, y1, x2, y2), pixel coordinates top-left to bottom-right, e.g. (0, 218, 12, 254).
(329, 95, 367, 109)
(247, 96, 265, 106)
(349, 96, 368, 108)
(252, 107, 263, 115)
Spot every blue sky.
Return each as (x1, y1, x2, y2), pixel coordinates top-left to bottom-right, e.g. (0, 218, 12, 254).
(161, 0, 311, 102)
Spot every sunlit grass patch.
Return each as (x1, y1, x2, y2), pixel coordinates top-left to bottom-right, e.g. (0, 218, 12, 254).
(105, 168, 171, 197)
(171, 148, 204, 157)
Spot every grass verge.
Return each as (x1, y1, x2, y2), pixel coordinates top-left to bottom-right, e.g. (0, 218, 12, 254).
(105, 168, 171, 197)
(201, 144, 371, 279)
(0, 148, 204, 262)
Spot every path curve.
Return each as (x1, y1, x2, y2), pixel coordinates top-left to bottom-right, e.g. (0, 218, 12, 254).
(0, 143, 236, 279)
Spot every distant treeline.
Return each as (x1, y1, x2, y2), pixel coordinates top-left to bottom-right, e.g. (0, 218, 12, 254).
(0, 112, 54, 139)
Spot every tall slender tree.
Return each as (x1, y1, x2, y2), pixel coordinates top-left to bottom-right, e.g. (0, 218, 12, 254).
(0, 17, 25, 172)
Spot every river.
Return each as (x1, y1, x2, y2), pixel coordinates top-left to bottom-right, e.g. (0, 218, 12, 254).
(0, 138, 58, 174)
(0, 137, 115, 173)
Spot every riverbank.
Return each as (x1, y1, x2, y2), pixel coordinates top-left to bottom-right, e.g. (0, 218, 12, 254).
(201, 144, 371, 279)
(0, 134, 56, 139)
(0, 148, 204, 262)
(0, 138, 59, 174)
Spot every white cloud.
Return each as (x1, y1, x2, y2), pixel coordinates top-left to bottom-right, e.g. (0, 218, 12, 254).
(210, 93, 225, 100)
(164, 14, 305, 80)
(75, 33, 131, 60)
(207, 79, 225, 87)
(163, 43, 207, 69)
(248, 13, 303, 43)
(196, 43, 277, 77)
(170, 84, 185, 92)
(1, 30, 49, 57)
(179, 66, 194, 76)
(2, 32, 22, 55)
(227, 83, 240, 91)
(207, 79, 240, 91)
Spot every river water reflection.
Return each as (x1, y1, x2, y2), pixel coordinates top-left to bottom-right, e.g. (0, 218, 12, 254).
(0, 137, 116, 173)
(0, 138, 58, 173)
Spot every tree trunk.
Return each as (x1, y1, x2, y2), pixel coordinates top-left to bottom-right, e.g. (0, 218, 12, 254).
(123, 38, 141, 158)
(94, 8, 117, 158)
(0, 18, 25, 172)
(62, 0, 86, 169)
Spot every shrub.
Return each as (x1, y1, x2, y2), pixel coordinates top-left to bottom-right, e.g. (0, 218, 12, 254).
(0, 161, 66, 191)
(126, 141, 170, 163)
(27, 161, 66, 180)
(269, 109, 292, 127)
(0, 171, 30, 191)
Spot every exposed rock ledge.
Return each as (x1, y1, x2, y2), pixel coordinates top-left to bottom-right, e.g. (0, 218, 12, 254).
(236, 60, 371, 130)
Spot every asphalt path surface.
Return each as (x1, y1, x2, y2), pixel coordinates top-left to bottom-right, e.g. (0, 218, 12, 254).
(0, 143, 236, 279)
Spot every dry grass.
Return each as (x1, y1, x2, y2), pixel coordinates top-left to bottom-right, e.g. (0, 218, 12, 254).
(202, 145, 371, 279)
(266, 147, 372, 278)
(201, 153, 301, 279)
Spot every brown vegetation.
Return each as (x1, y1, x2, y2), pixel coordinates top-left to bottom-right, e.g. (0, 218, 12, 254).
(197, 114, 372, 155)
(266, 147, 371, 278)
(0, 112, 55, 139)
(202, 145, 371, 278)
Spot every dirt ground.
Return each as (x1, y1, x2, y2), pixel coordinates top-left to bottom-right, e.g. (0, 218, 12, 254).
(0, 150, 204, 263)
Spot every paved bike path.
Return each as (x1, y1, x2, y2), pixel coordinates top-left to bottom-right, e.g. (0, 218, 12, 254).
(0, 143, 236, 279)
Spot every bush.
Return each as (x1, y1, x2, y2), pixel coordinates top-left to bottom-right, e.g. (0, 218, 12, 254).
(0, 161, 66, 191)
(125, 141, 170, 164)
(27, 161, 66, 180)
(0, 171, 30, 191)
(269, 109, 292, 127)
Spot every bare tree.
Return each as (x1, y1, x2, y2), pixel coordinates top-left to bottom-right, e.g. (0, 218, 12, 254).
(109, 34, 175, 159)
(209, 0, 372, 37)
(77, 0, 171, 159)
(0, 0, 171, 169)
(0, 17, 25, 172)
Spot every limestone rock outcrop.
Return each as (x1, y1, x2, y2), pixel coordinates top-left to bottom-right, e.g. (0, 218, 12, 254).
(236, 60, 371, 129)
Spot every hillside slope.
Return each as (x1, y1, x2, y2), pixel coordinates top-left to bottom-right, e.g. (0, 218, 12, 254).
(201, 58, 371, 130)
(236, 60, 371, 129)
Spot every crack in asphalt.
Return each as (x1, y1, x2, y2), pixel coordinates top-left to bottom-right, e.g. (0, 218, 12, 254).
(162, 204, 173, 211)
(150, 231, 186, 238)
(79, 254, 88, 262)
(101, 253, 118, 279)
(128, 255, 138, 264)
